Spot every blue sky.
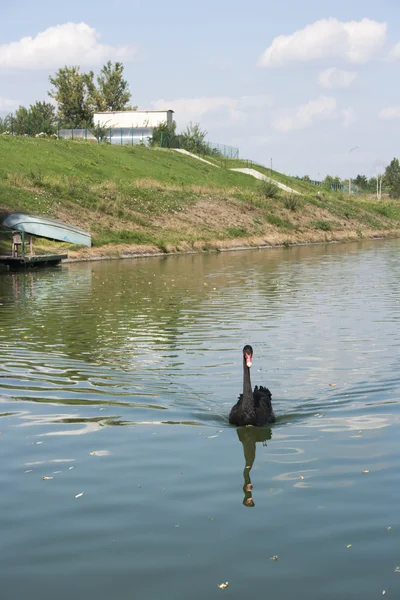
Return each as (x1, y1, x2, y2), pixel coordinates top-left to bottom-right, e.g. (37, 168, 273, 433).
(0, 0, 399, 179)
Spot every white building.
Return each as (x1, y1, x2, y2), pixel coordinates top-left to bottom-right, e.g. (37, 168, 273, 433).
(93, 109, 174, 129)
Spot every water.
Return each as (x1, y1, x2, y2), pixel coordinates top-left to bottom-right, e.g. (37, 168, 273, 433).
(1, 240, 400, 599)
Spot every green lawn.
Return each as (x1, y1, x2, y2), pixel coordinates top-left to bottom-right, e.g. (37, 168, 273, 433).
(0, 136, 399, 256)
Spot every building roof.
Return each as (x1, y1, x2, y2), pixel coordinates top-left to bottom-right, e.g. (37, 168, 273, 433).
(93, 109, 174, 115)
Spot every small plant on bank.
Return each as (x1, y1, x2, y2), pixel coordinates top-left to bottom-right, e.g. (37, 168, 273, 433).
(260, 180, 279, 199)
(266, 214, 295, 229)
(225, 226, 247, 238)
(313, 220, 332, 231)
(89, 121, 111, 143)
(284, 194, 300, 211)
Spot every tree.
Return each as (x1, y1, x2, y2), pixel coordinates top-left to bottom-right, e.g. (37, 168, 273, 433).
(89, 120, 111, 143)
(149, 120, 177, 147)
(28, 101, 56, 135)
(354, 174, 368, 190)
(384, 158, 400, 199)
(180, 122, 208, 153)
(323, 175, 341, 190)
(0, 113, 13, 133)
(12, 106, 29, 135)
(49, 66, 95, 127)
(94, 61, 131, 112)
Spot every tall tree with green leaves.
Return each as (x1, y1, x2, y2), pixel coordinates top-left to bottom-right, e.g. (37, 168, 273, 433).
(12, 106, 29, 135)
(94, 61, 131, 112)
(28, 101, 57, 135)
(48, 66, 96, 127)
(384, 158, 400, 199)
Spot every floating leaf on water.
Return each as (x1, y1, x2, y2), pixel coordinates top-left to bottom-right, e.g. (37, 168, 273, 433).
(270, 555, 279, 561)
(269, 488, 273, 492)
(346, 544, 352, 549)
(362, 470, 370, 474)
(75, 492, 84, 499)
(217, 582, 228, 589)
(42, 476, 53, 480)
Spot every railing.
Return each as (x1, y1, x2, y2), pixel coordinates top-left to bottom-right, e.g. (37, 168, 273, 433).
(57, 127, 239, 159)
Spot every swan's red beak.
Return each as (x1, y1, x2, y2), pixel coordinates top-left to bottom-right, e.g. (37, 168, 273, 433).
(245, 353, 252, 368)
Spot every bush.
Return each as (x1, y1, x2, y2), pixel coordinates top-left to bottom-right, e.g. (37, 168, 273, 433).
(260, 180, 279, 198)
(313, 220, 332, 231)
(266, 214, 295, 229)
(225, 226, 247, 238)
(283, 194, 300, 211)
(390, 181, 400, 199)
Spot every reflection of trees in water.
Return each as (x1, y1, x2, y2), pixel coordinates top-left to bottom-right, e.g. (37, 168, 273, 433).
(0, 243, 365, 367)
(237, 425, 272, 507)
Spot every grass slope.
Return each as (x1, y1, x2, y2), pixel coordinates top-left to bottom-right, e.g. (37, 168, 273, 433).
(0, 136, 399, 258)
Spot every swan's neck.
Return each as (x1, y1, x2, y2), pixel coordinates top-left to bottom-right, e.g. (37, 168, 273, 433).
(242, 365, 254, 404)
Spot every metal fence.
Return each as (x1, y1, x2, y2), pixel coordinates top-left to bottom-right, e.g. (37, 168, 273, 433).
(58, 127, 152, 146)
(57, 127, 239, 159)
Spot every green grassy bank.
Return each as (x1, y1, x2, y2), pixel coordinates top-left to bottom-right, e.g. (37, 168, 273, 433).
(0, 136, 399, 260)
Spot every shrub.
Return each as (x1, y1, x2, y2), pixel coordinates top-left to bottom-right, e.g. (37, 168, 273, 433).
(313, 220, 332, 231)
(225, 226, 247, 238)
(260, 180, 279, 198)
(29, 170, 45, 187)
(283, 194, 300, 211)
(266, 214, 295, 229)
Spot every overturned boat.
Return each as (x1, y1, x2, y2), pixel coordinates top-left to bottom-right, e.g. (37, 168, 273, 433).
(2, 213, 92, 247)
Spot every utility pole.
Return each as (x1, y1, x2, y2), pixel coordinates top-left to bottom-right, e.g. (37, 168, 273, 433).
(349, 146, 360, 195)
(377, 174, 383, 200)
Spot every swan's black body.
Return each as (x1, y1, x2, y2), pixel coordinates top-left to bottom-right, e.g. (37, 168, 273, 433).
(229, 345, 275, 427)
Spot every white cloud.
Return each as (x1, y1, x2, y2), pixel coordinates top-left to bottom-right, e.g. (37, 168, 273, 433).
(0, 97, 18, 111)
(259, 18, 386, 67)
(391, 42, 400, 59)
(379, 106, 400, 120)
(341, 107, 356, 127)
(151, 95, 274, 126)
(318, 67, 357, 89)
(0, 22, 135, 70)
(273, 96, 337, 133)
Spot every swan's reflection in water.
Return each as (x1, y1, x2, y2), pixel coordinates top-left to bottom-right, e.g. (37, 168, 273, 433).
(237, 425, 272, 507)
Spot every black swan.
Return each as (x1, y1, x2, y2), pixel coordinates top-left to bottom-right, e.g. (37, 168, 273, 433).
(229, 345, 275, 427)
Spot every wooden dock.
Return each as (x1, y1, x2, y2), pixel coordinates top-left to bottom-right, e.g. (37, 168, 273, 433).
(0, 254, 68, 268)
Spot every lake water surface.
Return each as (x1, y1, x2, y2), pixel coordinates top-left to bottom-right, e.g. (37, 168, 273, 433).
(1, 241, 400, 599)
